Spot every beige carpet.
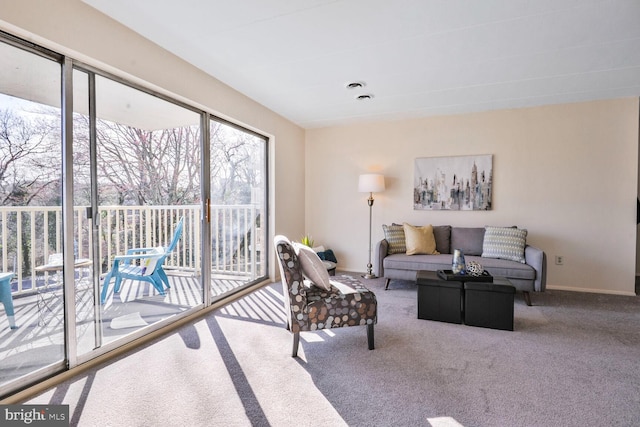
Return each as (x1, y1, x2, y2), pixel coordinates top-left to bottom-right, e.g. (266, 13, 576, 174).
(24, 274, 640, 426)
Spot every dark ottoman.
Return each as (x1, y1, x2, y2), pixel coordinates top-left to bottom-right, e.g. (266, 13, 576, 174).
(416, 270, 463, 324)
(464, 281, 515, 331)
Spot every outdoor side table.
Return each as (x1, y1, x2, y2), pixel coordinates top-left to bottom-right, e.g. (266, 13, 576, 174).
(35, 257, 93, 325)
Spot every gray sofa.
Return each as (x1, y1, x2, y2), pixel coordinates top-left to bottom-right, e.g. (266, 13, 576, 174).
(374, 226, 546, 305)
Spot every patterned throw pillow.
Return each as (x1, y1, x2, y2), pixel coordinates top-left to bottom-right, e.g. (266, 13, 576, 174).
(482, 226, 528, 263)
(382, 224, 406, 254)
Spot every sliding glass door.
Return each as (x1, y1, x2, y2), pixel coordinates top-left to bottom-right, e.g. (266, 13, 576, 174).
(0, 39, 65, 388)
(0, 30, 269, 398)
(209, 119, 267, 301)
(71, 71, 204, 358)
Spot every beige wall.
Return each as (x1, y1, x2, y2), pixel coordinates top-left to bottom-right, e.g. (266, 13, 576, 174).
(306, 99, 639, 295)
(0, 0, 307, 278)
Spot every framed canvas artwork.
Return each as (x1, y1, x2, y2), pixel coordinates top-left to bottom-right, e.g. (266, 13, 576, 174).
(414, 154, 492, 210)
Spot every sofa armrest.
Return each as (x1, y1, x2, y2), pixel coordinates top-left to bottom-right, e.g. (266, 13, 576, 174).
(374, 239, 388, 277)
(525, 245, 547, 292)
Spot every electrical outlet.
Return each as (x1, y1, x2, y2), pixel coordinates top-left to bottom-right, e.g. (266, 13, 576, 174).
(555, 255, 564, 265)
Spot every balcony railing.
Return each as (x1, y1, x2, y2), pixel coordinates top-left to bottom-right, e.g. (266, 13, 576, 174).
(0, 204, 264, 297)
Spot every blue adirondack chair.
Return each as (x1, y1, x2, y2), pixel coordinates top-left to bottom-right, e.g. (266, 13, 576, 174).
(101, 217, 184, 304)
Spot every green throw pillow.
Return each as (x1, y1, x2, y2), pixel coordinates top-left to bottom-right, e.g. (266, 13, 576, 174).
(382, 224, 406, 254)
(482, 226, 527, 263)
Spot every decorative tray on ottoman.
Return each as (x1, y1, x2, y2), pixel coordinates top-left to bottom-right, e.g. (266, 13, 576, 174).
(437, 269, 493, 283)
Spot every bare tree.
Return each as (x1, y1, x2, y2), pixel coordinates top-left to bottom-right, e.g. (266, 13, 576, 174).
(0, 100, 265, 271)
(92, 119, 263, 208)
(0, 106, 61, 271)
(210, 121, 264, 205)
(0, 108, 60, 206)
(95, 120, 201, 206)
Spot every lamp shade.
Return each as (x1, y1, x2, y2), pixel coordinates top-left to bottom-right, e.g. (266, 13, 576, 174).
(358, 174, 385, 193)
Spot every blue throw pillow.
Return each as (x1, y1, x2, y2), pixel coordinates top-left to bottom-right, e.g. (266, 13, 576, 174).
(317, 249, 338, 263)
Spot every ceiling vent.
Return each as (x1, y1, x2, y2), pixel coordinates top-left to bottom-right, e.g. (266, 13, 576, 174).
(346, 81, 365, 89)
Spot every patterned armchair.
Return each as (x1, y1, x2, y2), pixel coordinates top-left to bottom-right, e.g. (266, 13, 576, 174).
(274, 235, 377, 357)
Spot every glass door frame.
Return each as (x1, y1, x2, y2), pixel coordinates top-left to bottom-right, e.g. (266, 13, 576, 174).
(0, 32, 68, 396)
(67, 61, 212, 367)
(0, 29, 270, 398)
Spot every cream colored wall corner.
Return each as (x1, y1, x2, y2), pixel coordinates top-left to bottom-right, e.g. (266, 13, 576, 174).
(0, 0, 307, 281)
(305, 98, 639, 295)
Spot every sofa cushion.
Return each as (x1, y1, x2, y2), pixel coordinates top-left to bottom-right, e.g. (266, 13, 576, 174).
(482, 226, 528, 263)
(383, 224, 406, 254)
(433, 225, 451, 254)
(383, 254, 536, 281)
(293, 242, 332, 290)
(403, 223, 439, 255)
(450, 227, 485, 256)
(473, 257, 535, 280)
(384, 253, 454, 272)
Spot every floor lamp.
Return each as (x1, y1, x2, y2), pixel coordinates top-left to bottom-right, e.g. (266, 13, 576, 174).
(358, 174, 385, 279)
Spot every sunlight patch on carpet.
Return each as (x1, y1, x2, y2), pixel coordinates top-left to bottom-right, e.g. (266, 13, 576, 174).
(301, 332, 325, 343)
(428, 416, 465, 427)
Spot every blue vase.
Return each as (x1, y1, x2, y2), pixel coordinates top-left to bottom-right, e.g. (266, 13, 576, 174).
(452, 249, 466, 274)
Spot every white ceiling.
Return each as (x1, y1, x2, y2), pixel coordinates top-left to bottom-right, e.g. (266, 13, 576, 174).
(83, 0, 640, 129)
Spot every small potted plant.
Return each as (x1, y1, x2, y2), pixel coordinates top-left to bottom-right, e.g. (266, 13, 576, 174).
(300, 235, 314, 248)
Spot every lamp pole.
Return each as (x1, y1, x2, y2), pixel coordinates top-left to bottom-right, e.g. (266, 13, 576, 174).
(364, 192, 376, 279)
(358, 173, 385, 279)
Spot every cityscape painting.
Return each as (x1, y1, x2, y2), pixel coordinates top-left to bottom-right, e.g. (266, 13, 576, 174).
(414, 154, 493, 210)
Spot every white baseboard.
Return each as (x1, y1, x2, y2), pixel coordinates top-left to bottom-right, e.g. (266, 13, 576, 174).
(546, 285, 636, 297)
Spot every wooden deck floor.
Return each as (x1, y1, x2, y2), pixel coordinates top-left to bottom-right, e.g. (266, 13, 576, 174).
(0, 273, 254, 385)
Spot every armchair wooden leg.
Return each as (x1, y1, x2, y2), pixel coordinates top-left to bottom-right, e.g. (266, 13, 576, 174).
(523, 291, 532, 306)
(291, 332, 300, 357)
(367, 324, 375, 350)
(384, 279, 391, 290)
